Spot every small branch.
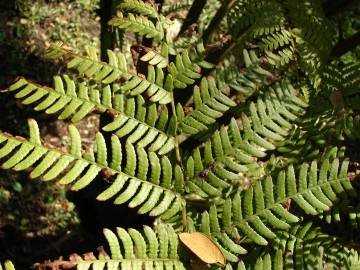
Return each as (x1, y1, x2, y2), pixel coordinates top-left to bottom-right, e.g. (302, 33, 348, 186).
(203, 24, 250, 67)
(202, 0, 235, 44)
(178, 0, 207, 36)
(331, 30, 360, 57)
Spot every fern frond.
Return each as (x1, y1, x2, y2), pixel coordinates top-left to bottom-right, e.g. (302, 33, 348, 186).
(192, 158, 354, 259)
(227, 0, 291, 67)
(319, 200, 360, 231)
(122, 65, 173, 104)
(8, 77, 176, 154)
(119, 0, 159, 19)
(344, 249, 360, 270)
(225, 244, 355, 270)
(169, 48, 202, 89)
(227, 0, 333, 88)
(179, 77, 236, 135)
(185, 80, 308, 196)
(46, 44, 172, 104)
(162, 0, 192, 17)
(0, 120, 184, 218)
(8, 76, 107, 123)
(223, 237, 359, 270)
(138, 43, 169, 69)
(102, 96, 177, 155)
(286, 0, 333, 89)
(227, 0, 283, 36)
(272, 221, 358, 269)
(323, 62, 360, 111)
(276, 105, 360, 165)
(37, 225, 185, 270)
(109, 12, 164, 41)
(222, 50, 274, 97)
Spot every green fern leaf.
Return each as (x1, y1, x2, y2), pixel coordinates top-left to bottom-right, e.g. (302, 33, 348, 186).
(40, 226, 185, 270)
(0, 121, 184, 218)
(8, 77, 176, 154)
(109, 12, 164, 41)
(46, 44, 172, 104)
(194, 158, 354, 257)
(138, 43, 169, 69)
(180, 77, 236, 135)
(186, 80, 308, 196)
(120, 0, 159, 18)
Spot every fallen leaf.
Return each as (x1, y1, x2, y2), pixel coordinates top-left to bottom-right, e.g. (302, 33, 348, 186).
(179, 232, 226, 265)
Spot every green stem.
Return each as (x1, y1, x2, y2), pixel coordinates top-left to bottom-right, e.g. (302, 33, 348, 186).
(170, 93, 183, 167)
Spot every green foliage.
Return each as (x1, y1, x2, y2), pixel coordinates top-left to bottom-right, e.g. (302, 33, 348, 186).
(1, 0, 360, 269)
(0, 261, 15, 270)
(192, 158, 354, 256)
(227, 0, 334, 90)
(0, 120, 183, 219)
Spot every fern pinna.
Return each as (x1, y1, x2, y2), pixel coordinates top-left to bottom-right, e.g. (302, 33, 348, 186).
(1, 0, 360, 269)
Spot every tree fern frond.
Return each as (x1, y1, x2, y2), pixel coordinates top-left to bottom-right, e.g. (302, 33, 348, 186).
(119, 0, 159, 19)
(103, 97, 176, 155)
(179, 76, 236, 135)
(192, 158, 354, 258)
(37, 225, 185, 270)
(9, 76, 102, 123)
(227, 0, 333, 89)
(319, 200, 360, 231)
(161, 0, 192, 17)
(8, 77, 176, 154)
(223, 243, 357, 270)
(109, 12, 164, 41)
(185, 80, 308, 196)
(285, 0, 333, 89)
(344, 249, 360, 270)
(323, 62, 360, 110)
(46, 44, 172, 104)
(227, 0, 284, 36)
(221, 50, 274, 98)
(276, 104, 360, 166)
(271, 221, 359, 269)
(169, 48, 202, 89)
(121, 65, 173, 104)
(137, 43, 169, 69)
(0, 121, 184, 218)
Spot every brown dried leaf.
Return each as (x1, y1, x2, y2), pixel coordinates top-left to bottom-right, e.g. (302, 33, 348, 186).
(179, 232, 225, 265)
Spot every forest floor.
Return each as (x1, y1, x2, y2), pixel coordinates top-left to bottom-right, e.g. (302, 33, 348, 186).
(0, 1, 102, 268)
